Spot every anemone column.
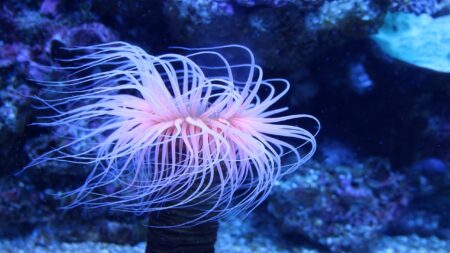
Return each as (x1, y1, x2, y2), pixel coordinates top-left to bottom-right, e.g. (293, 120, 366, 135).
(145, 165, 221, 253)
(146, 208, 219, 253)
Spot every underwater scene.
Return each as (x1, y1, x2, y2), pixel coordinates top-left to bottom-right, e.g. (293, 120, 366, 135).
(1, 1, 450, 253)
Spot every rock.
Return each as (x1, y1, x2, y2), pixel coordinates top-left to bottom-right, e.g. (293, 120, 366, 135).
(267, 159, 410, 252)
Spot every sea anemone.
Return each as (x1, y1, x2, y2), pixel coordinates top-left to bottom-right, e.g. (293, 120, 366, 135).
(28, 42, 319, 226)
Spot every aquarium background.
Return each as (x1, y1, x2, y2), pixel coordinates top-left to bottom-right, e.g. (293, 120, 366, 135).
(1, 0, 450, 252)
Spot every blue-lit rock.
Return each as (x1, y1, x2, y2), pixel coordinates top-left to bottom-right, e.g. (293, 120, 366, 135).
(267, 160, 410, 252)
(163, 0, 387, 71)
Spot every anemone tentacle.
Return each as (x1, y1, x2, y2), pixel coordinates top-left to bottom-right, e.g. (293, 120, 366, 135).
(29, 42, 319, 226)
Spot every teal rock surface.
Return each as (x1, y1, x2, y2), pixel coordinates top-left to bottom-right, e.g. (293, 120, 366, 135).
(373, 12, 450, 73)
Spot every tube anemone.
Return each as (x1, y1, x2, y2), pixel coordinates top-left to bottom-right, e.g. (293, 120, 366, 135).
(28, 42, 318, 250)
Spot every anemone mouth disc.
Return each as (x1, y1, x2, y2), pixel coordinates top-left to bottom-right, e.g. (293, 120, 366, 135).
(28, 41, 319, 227)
